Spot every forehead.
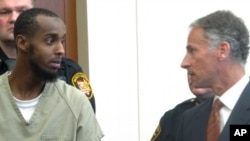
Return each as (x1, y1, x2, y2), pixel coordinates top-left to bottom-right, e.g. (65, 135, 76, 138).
(35, 15, 66, 36)
(187, 27, 208, 46)
(0, 0, 33, 9)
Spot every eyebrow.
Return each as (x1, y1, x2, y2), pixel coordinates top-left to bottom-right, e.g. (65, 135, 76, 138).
(0, 6, 30, 10)
(44, 33, 66, 39)
(186, 45, 190, 49)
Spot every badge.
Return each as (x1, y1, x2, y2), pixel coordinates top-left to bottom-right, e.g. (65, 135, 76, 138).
(71, 72, 93, 99)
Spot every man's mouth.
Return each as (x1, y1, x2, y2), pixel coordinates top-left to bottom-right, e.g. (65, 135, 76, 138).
(50, 59, 62, 69)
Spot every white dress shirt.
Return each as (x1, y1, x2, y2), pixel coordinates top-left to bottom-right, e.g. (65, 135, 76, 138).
(213, 75, 249, 132)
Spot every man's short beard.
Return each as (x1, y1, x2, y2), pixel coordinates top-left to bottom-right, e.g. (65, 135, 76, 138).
(30, 60, 58, 82)
(28, 44, 58, 82)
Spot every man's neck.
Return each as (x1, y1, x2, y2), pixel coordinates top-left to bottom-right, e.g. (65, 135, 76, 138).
(0, 40, 17, 59)
(8, 72, 46, 100)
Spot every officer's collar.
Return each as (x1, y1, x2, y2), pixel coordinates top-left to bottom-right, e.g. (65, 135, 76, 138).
(0, 47, 9, 65)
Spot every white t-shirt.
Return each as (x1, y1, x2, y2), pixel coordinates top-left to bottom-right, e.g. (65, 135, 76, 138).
(14, 95, 41, 122)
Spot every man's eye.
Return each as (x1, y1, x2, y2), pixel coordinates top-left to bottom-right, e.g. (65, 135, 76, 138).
(61, 38, 65, 44)
(188, 48, 196, 54)
(0, 10, 10, 15)
(46, 38, 54, 45)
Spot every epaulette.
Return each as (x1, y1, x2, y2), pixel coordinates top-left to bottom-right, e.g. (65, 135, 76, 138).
(175, 97, 201, 108)
(189, 98, 201, 105)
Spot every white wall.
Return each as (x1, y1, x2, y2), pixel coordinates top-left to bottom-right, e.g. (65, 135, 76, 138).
(86, 0, 250, 140)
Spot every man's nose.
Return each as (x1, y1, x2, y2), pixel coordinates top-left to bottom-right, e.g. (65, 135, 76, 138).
(180, 55, 190, 69)
(9, 11, 20, 23)
(56, 42, 65, 56)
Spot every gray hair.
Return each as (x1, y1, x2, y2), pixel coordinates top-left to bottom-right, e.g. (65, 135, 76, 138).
(190, 10, 249, 65)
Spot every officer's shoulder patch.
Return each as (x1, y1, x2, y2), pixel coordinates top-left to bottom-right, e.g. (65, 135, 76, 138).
(71, 72, 93, 99)
(151, 125, 161, 141)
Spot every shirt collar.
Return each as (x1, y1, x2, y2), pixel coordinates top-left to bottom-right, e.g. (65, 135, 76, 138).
(218, 75, 249, 110)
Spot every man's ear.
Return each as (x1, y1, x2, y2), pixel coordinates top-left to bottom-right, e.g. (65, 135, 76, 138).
(217, 41, 230, 61)
(15, 35, 29, 52)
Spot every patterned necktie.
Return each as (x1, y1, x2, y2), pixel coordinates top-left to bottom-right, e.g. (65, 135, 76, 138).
(4, 59, 16, 71)
(207, 98, 223, 141)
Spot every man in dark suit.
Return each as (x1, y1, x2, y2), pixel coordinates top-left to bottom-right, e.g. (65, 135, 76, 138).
(177, 10, 250, 141)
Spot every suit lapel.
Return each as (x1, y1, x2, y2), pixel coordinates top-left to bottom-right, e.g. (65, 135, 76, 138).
(192, 98, 214, 141)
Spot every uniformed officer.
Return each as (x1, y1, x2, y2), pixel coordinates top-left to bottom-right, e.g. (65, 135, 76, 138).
(151, 98, 201, 141)
(58, 57, 96, 112)
(151, 87, 214, 140)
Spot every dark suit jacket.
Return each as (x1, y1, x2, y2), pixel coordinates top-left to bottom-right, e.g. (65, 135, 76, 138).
(175, 80, 250, 141)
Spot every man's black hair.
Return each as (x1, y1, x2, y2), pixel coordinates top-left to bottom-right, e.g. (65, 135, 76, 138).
(14, 7, 59, 39)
